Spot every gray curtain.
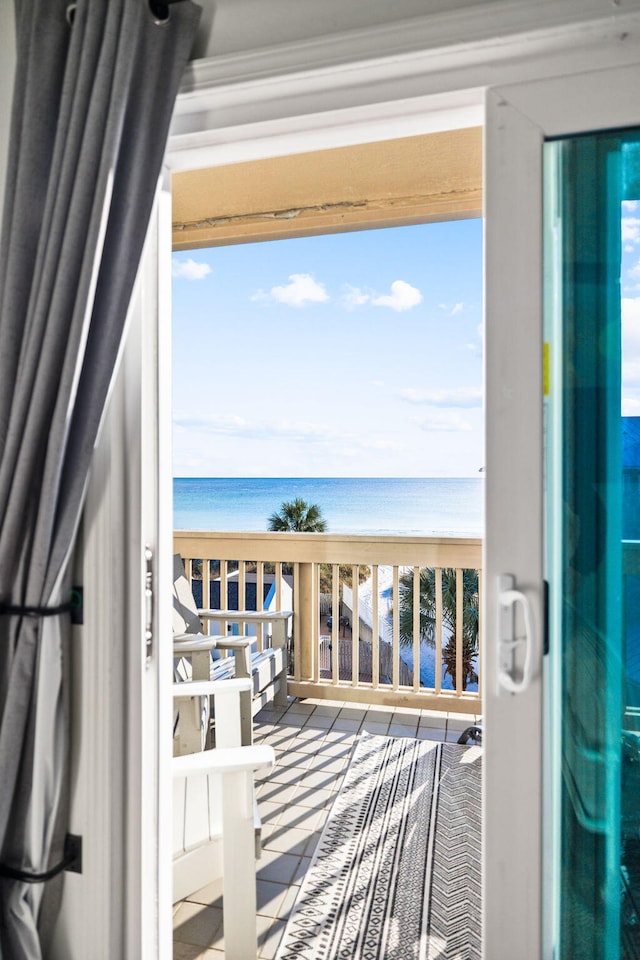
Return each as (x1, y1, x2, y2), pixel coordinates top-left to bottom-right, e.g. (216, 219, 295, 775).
(0, 1, 200, 956)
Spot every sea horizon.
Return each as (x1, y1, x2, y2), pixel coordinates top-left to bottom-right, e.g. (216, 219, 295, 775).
(174, 476, 484, 538)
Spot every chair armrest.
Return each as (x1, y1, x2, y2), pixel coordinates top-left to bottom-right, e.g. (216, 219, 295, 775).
(197, 611, 292, 655)
(172, 678, 253, 698)
(173, 744, 275, 777)
(214, 638, 252, 651)
(173, 633, 226, 653)
(198, 609, 293, 623)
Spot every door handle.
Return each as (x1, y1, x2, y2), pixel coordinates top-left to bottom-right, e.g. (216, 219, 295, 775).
(497, 574, 537, 695)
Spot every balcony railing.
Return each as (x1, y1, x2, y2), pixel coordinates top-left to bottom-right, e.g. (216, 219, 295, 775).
(174, 531, 482, 714)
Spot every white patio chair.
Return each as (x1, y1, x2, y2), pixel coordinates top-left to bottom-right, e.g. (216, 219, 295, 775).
(173, 676, 275, 960)
(173, 553, 291, 745)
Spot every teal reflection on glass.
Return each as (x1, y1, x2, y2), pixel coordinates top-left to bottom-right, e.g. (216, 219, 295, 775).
(544, 130, 640, 960)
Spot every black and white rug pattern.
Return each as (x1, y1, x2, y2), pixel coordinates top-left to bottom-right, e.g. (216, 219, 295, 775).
(276, 732, 482, 960)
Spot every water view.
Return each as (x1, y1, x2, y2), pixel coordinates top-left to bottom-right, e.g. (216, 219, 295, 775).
(174, 476, 484, 537)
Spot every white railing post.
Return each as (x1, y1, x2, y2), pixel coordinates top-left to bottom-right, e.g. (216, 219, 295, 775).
(456, 567, 464, 696)
(435, 567, 443, 695)
(201, 559, 210, 622)
(298, 561, 316, 681)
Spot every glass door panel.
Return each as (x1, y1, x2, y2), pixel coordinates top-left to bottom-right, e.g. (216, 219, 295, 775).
(545, 129, 640, 960)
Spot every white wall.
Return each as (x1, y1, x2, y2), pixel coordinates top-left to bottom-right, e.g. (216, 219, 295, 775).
(188, 0, 639, 66)
(189, 0, 489, 60)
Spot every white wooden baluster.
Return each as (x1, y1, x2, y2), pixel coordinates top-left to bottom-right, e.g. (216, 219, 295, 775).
(256, 560, 264, 652)
(201, 559, 210, 630)
(456, 567, 464, 696)
(435, 567, 443, 695)
(371, 565, 379, 689)
(392, 565, 400, 691)
(412, 566, 421, 692)
(331, 563, 339, 685)
(351, 564, 359, 686)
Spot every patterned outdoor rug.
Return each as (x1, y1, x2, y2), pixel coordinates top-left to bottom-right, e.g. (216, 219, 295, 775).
(276, 732, 482, 960)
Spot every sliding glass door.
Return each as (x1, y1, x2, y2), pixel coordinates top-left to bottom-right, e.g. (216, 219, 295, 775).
(484, 66, 640, 960)
(545, 129, 640, 960)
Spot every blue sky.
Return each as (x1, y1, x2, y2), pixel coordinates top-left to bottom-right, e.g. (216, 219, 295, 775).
(172, 219, 483, 478)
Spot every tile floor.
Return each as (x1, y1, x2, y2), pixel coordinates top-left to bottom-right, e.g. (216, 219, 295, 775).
(172, 698, 481, 959)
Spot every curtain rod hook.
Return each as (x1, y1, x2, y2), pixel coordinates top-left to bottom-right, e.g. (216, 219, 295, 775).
(66, 3, 76, 26)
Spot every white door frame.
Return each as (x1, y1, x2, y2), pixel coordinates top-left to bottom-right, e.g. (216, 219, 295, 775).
(82, 15, 640, 960)
(54, 178, 174, 960)
(484, 63, 640, 960)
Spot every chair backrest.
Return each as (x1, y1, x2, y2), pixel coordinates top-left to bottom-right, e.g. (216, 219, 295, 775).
(173, 554, 204, 636)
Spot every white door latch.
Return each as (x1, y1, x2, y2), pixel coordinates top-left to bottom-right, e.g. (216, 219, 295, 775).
(497, 574, 536, 695)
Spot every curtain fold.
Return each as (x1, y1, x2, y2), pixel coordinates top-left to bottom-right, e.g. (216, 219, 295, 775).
(0, 1, 200, 955)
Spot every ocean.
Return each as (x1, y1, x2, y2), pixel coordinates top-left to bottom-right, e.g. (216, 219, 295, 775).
(173, 477, 484, 537)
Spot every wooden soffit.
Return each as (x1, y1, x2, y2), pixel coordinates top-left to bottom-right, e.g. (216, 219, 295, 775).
(172, 127, 482, 250)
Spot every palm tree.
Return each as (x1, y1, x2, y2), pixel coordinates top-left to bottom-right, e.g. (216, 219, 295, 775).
(267, 498, 327, 532)
(395, 567, 479, 690)
(319, 564, 370, 593)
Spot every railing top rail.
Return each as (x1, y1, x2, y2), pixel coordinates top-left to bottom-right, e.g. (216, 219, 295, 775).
(174, 530, 483, 567)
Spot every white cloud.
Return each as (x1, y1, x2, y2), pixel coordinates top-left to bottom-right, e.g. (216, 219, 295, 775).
(174, 414, 252, 435)
(370, 280, 423, 312)
(174, 413, 401, 454)
(358, 437, 402, 451)
(174, 414, 334, 442)
(438, 302, 464, 317)
(438, 302, 465, 317)
(341, 280, 422, 312)
(411, 411, 473, 433)
(623, 201, 639, 212)
(465, 322, 484, 357)
(176, 414, 369, 446)
(399, 387, 482, 408)
(341, 285, 371, 310)
(252, 273, 329, 307)
(172, 257, 212, 280)
(622, 217, 640, 253)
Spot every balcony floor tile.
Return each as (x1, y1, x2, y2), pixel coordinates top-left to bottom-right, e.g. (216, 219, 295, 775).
(290, 784, 335, 810)
(361, 720, 390, 736)
(330, 717, 362, 732)
(301, 713, 335, 729)
(309, 702, 344, 715)
(256, 879, 290, 918)
(173, 901, 223, 950)
(174, 942, 224, 959)
(418, 727, 447, 741)
(256, 849, 303, 885)
(174, 697, 465, 960)
(262, 824, 312, 857)
(285, 701, 317, 716)
(419, 713, 451, 728)
(388, 721, 419, 738)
